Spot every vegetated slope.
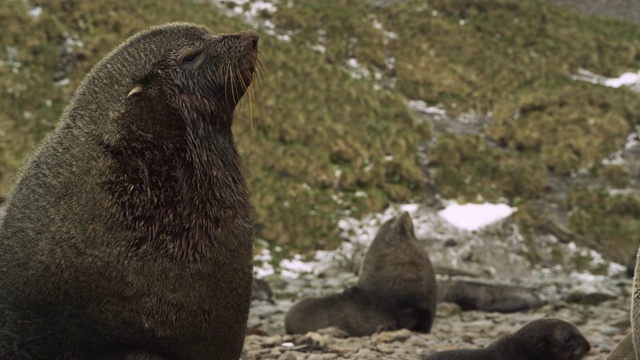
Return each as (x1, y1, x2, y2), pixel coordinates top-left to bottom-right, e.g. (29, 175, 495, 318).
(1, 0, 640, 258)
(0, 0, 428, 254)
(271, 0, 640, 259)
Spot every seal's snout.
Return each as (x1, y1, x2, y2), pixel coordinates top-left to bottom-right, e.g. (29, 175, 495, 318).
(240, 30, 259, 50)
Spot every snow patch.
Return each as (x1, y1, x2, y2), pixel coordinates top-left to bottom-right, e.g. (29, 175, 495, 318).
(408, 100, 446, 116)
(280, 255, 315, 278)
(572, 68, 640, 92)
(604, 72, 640, 88)
(438, 202, 516, 231)
(28, 6, 42, 17)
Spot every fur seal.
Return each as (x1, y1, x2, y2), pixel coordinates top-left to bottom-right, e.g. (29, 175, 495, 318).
(357, 211, 438, 333)
(0, 23, 258, 359)
(424, 318, 591, 360)
(284, 286, 397, 336)
(285, 212, 437, 336)
(437, 279, 545, 313)
(606, 333, 635, 360)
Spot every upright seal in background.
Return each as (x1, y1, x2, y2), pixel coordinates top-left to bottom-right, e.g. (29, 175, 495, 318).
(358, 211, 438, 333)
(285, 212, 437, 336)
(0, 23, 258, 359)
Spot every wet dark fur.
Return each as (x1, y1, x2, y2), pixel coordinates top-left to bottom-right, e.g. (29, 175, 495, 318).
(424, 318, 591, 360)
(0, 23, 258, 359)
(437, 279, 545, 313)
(357, 212, 438, 333)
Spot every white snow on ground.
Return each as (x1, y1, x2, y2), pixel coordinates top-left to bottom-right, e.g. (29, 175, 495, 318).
(230, 0, 277, 17)
(210, 0, 291, 41)
(437, 202, 515, 231)
(28, 6, 42, 17)
(252, 201, 625, 280)
(572, 68, 640, 92)
(604, 71, 640, 88)
(254, 249, 275, 278)
(408, 100, 447, 116)
(257, 202, 518, 278)
(279, 255, 315, 278)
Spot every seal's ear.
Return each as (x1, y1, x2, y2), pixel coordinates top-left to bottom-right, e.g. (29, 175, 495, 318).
(127, 85, 144, 98)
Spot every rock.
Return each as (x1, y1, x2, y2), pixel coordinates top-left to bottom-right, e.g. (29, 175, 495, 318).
(565, 283, 618, 305)
(372, 329, 412, 343)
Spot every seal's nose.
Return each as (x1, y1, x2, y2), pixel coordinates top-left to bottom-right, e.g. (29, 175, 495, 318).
(239, 30, 259, 50)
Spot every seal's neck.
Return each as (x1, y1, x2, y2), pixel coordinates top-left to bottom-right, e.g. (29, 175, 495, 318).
(103, 110, 251, 266)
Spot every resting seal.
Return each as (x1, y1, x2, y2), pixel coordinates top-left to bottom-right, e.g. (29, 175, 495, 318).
(0, 23, 257, 359)
(437, 279, 545, 313)
(424, 318, 591, 360)
(284, 286, 397, 336)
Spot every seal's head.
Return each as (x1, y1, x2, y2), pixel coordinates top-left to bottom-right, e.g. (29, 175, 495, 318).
(512, 318, 591, 360)
(69, 23, 260, 141)
(124, 24, 259, 128)
(68, 23, 261, 264)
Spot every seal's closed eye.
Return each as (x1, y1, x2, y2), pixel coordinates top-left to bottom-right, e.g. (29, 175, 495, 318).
(181, 49, 202, 64)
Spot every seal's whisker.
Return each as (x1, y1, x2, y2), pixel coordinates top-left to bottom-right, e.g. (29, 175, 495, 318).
(246, 87, 255, 134)
(223, 62, 230, 107)
(231, 62, 240, 106)
(226, 61, 236, 114)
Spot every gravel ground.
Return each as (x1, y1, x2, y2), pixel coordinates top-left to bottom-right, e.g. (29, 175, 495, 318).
(242, 271, 632, 359)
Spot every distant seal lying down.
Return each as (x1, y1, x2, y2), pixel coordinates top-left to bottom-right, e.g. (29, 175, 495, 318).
(424, 318, 591, 360)
(437, 279, 545, 313)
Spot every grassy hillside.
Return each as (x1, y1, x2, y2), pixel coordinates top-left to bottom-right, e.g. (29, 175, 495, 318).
(0, 0, 428, 254)
(2, 0, 640, 257)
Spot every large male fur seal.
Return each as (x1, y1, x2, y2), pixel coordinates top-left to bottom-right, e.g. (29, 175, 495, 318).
(358, 211, 438, 333)
(0, 23, 257, 359)
(424, 318, 591, 360)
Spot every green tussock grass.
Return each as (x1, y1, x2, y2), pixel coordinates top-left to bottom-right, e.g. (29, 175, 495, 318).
(567, 189, 640, 254)
(2, 0, 640, 255)
(268, 0, 640, 253)
(1, 0, 429, 254)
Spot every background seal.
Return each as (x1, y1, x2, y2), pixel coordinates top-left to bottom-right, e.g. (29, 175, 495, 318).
(358, 211, 438, 333)
(424, 318, 591, 360)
